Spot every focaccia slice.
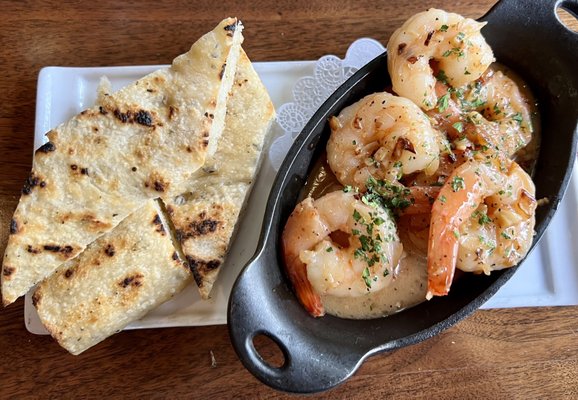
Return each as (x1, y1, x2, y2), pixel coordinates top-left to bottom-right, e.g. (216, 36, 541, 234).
(2, 18, 243, 305)
(33, 200, 191, 355)
(164, 50, 275, 299)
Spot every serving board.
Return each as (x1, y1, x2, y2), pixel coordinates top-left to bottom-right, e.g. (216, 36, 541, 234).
(25, 58, 578, 335)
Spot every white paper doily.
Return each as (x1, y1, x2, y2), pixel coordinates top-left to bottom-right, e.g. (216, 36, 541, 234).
(269, 38, 385, 170)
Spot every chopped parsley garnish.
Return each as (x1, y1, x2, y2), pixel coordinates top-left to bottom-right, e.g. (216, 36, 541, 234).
(501, 231, 512, 240)
(351, 186, 392, 271)
(493, 104, 501, 115)
(512, 112, 523, 125)
(436, 69, 449, 84)
(348, 178, 413, 273)
(472, 210, 492, 225)
(442, 47, 464, 58)
(437, 93, 450, 112)
(362, 267, 372, 288)
(440, 24, 449, 32)
(359, 235, 372, 251)
(470, 98, 486, 108)
(479, 235, 497, 251)
(439, 195, 447, 204)
(456, 32, 465, 41)
(326, 247, 333, 252)
(474, 80, 483, 93)
(454, 87, 465, 99)
(452, 121, 464, 133)
(479, 214, 492, 225)
(364, 176, 413, 212)
(451, 176, 465, 192)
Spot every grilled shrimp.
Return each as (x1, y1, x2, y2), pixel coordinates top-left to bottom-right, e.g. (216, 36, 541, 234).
(387, 8, 494, 110)
(326, 92, 440, 190)
(462, 70, 534, 157)
(427, 158, 536, 298)
(282, 190, 403, 317)
(428, 69, 534, 158)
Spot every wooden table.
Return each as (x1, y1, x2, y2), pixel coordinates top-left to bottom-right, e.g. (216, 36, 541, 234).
(1, 0, 577, 398)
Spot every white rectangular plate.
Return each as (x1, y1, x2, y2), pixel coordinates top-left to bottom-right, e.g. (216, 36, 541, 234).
(25, 62, 578, 334)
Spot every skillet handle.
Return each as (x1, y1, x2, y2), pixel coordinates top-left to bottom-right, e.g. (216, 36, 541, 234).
(560, 0, 578, 21)
(482, 0, 578, 38)
(227, 251, 363, 393)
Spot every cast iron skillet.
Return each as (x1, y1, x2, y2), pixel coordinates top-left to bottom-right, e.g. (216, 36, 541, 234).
(228, 0, 578, 393)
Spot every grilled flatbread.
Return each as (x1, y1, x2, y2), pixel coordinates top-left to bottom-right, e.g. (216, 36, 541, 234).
(33, 49, 275, 355)
(2, 18, 243, 305)
(33, 200, 191, 355)
(164, 49, 275, 299)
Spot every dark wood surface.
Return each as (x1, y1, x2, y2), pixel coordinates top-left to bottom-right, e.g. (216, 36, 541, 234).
(1, 1, 577, 398)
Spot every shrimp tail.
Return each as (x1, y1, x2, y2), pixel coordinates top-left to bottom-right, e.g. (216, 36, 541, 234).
(281, 198, 326, 317)
(426, 224, 458, 298)
(284, 258, 325, 317)
(426, 161, 482, 298)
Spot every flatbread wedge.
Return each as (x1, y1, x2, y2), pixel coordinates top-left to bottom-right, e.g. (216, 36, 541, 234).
(2, 18, 243, 305)
(164, 49, 275, 299)
(33, 200, 191, 355)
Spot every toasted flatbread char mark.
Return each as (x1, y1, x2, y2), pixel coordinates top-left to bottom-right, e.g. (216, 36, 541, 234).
(9, 219, 18, 234)
(21, 172, 47, 195)
(43, 245, 75, 257)
(33, 200, 192, 355)
(187, 256, 221, 288)
(144, 172, 170, 193)
(112, 108, 154, 126)
(119, 273, 144, 288)
(104, 244, 115, 257)
(169, 193, 241, 299)
(163, 49, 276, 299)
(175, 212, 220, 242)
(36, 141, 56, 153)
(152, 213, 166, 234)
(31, 291, 41, 307)
(79, 106, 157, 128)
(172, 208, 225, 290)
(2, 266, 15, 278)
(1, 18, 244, 306)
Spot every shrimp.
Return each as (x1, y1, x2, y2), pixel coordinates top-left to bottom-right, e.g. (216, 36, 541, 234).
(387, 8, 494, 111)
(326, 92, 440, 190)
(430, 68, 534, 154)
(463, 70, 534, 158)
(402, 67, 536, 192)
(427, 158, 536, 298)
(282, 190, 403, 317)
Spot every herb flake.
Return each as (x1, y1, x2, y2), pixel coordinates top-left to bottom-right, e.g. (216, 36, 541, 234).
(451, 176, 465, 192)
(437, 93, 450, 113)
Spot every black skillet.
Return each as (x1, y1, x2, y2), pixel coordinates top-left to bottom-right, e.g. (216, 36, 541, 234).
(228, 0, 578, 393)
